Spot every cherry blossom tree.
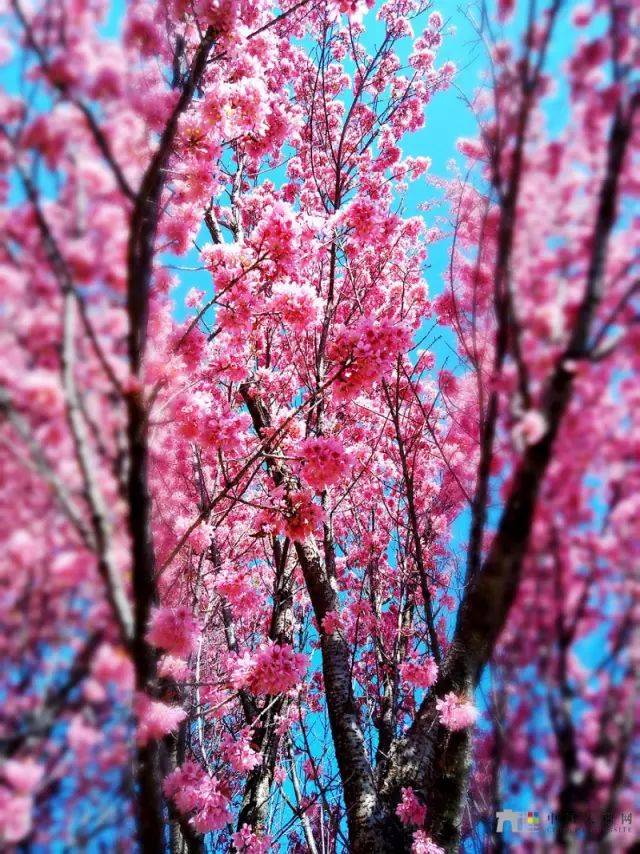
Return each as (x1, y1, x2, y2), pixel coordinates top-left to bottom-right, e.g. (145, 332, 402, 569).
(0, 0, 638, 852)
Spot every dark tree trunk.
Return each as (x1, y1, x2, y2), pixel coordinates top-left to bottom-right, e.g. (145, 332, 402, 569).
(123, 29, 216, 850)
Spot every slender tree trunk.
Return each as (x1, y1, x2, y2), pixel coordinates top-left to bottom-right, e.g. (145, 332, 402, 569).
(122, 29, 216, 850)
(236, 703, 283, 832)
(241, 387, 401, 852)
(237, 538, 293, 834)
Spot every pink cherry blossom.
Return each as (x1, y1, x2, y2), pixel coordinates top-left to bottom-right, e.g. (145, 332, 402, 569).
(279, 490, 326, 543)
(164, 760, 232, 831)
(221, 729, 262, 772)
(157, 655, 191, 682)
(412, 831, 445, 854)
(435, 693, 479, 731)
(512, 409, 548, 449)
(232, 824, 272, 853)
(321, 610, 343, 635)
(396, 787, 427, 826)
(67, 715, 102, 758)
(1, 760, 43, 795)
(400, 658, 439, 689)
(299, 436, 353, 491)
(134, 694, 187, 746)
(91, 644, 135, 691)
(0, 789, 32, 844)
(146, 605, 200, 658)
(269, 281, 323, 333)
(190, 785, 233, 833)
(185, 288, 205, 308)
(163, 760, 209, 814)
(231, 644, 308, 696)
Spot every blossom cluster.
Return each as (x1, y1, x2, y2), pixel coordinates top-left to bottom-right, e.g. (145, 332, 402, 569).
(277, 490, 326, 542)
(0, 760, 43, 845)
(400, 658, 439, 689)
(298, 436, 353, 491)
(146, 605, 201, 658)
(396, 787, 427, 826)
(134, 694, 187, 746)
(163, 761, 232, 833)
(221, 729, 262, 773)
(330, 317, 411, 401)
(435, 693, 478, 731)
(412, 831, 445, 854)
(229, 643, 308, 695)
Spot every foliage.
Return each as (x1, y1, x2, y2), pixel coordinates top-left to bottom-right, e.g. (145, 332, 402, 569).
(0, 0, 638, 851)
